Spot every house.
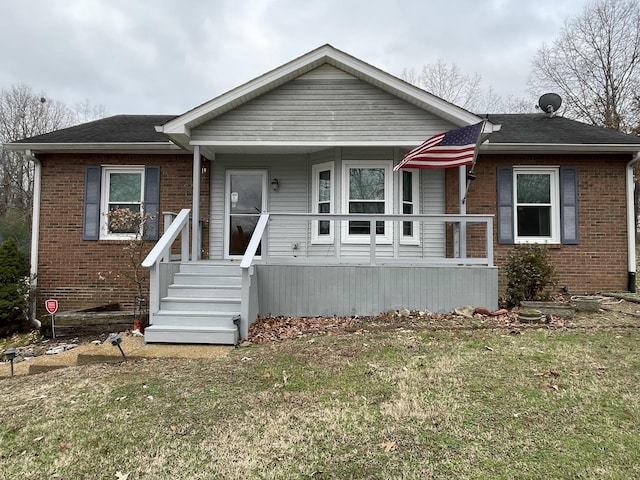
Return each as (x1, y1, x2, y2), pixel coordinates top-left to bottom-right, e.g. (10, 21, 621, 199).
(7, 45, 640, 344)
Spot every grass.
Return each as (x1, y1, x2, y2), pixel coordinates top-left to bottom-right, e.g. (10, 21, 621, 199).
(0, 327, 639, 479)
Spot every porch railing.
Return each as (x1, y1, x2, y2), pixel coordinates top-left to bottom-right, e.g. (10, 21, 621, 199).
(142, 208, 191, 318)
(248, 213, 494, 266)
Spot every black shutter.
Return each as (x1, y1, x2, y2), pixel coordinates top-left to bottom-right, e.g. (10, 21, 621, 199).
(497, 167, 514, 244)
(82, 166, 102, 240)
(143, 166, 160, 240)
(560, 167, 578, 244)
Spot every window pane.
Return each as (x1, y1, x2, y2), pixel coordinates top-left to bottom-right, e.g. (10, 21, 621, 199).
(403, 203, 413, 236)
(109, 173, 142, 202)
(319, 170, 331, 202)
(318, 202, 330, 236)
(517, 174, 550, 204)
(349, 168, 385, 200)
(108, 204, 141, 233)
(349, 202, 384, 214)
(402, 171, 412, 202)
(517, 206, 551, 236)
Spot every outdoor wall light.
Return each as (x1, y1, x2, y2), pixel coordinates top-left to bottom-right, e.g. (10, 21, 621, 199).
(466, 172, 477, 181)
(108, 333, 127, 361)
(271, 178, 280, 191)
(5, 347, 17, 377)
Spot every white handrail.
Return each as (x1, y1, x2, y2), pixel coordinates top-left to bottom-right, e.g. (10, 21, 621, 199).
(240, 213, 270, 269)
(142, 209, 191, 268)
(142, 208, 191, 321)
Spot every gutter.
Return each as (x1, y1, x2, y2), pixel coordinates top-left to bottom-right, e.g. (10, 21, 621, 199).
(25, 150, 42, 328)
(626, 152, 640, 292)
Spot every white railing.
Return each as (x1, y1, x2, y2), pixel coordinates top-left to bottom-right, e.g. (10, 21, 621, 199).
(239, 213, 269, 339)
(142, 208, 191, 318)
(254, 213, 494, 266)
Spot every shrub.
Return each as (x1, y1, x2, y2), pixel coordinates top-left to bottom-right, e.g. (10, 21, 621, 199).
(0, 237, 31, 336)
(504, 244, 557, 307)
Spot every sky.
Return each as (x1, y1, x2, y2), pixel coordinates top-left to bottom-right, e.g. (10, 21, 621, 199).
(0, 0, 591, 116)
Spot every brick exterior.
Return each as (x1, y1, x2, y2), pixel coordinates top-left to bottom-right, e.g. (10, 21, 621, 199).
(445, 153, 632, 297)
(36, 150, 632, 316)
(36, 152, 209, 316)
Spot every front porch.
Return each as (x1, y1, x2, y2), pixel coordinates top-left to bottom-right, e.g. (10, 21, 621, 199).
(142, 210, 498, 344)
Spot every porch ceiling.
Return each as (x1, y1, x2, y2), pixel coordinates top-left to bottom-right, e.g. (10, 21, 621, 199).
(198, 141, 415, 157)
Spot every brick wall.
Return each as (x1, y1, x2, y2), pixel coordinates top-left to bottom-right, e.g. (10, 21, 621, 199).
(35, 152, 208, 316)
(445, 153, 631, 297)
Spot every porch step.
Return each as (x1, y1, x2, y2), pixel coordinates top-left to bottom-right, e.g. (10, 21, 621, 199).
(151, 311, 240, 328)
(172, 274, 242, 286)
(167, 284, 242, 298)
(160, 297, 240, 312)
(147, 262, 244, 345)
(144, 325, 239, 345)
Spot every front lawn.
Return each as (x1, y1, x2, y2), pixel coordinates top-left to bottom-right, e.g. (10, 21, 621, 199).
(1, 326, 638, 479)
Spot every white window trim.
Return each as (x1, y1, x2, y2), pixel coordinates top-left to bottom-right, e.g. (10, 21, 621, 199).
(341, 160, 393, 244)
(311, 162, 334, 244)
(100, 166, 145, 240)
(399, 169, 420, 245)
(513, 166, 560, 244)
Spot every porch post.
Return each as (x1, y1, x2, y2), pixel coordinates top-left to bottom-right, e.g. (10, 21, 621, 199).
(192, 145, 201, 261)
(458, 165, 467, 258)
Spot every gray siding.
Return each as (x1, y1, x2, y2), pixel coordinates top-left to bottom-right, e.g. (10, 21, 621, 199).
(192, 66, 454, 143)
(208, 147, 446, 260)
(256, 265, 498, 315)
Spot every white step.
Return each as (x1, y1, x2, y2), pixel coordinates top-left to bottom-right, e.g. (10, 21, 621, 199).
(172, 273, 242, 286)
(167, 284, 242, 298)
(144, 325, 238, 345)
(151, 311, 239, 328)
(160, 297, 240, 312)
(178, 263, 241, 276)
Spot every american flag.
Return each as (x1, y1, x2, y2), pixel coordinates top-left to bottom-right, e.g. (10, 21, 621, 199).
(393, 121, 484, 171)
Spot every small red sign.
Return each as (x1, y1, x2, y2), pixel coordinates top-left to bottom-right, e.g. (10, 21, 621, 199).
(45, 299, 58, 315)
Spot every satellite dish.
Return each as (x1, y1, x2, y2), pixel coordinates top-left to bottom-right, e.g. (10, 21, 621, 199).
(538, 93, 562, 117)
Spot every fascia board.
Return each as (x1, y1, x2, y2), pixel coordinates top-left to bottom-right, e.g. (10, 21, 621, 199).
(481, 142, 640, 154)
(4, 142, 186, 154)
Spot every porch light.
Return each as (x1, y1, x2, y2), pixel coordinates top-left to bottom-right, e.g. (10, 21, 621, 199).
(466, 172, 477, 181)
(271, 178, 280, 191)
(5, 347, 17, 377)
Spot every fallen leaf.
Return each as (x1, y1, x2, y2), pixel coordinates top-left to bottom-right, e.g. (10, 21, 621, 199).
(379, 441, 396, 452)
(33, 436, 44, 442)
(58, 442, 71, 452)
(535, 370, 560, 378)
(115, 472, 130, 480)
(623, 409, 637, 421)
(484, 346, 494, 351)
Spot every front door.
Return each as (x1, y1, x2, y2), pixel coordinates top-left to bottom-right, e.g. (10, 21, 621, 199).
(225, 170, 267, 258)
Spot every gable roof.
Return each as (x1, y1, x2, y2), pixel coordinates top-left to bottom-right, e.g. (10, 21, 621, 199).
(158, 44, 494, 149)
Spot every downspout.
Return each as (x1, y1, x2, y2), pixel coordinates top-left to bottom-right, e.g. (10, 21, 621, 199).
(626, 152, 640, 292)
(25, 150, 42, 328)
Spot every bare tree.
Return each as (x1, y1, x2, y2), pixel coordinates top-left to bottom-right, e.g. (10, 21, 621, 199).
(0, 84, 108, 213)
(529, 0, 640, 132)
(0, 84, 75, 213)
(402, 60, 534, 114)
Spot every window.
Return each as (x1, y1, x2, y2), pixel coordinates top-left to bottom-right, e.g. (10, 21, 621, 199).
(497, 166, 578, 245)
(83, 165, 160, 241)
(102, 167, 145, 238)
(400, 169, 420, 244)
(514, 168, 559, 243)
(311, 162, 334, 243)
(342, 161, 393, 243)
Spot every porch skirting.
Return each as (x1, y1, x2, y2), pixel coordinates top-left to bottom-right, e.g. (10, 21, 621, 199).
(255, 264, 498, 317)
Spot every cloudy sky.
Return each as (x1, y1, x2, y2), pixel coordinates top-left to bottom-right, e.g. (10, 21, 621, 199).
(0, 0, 590, 116)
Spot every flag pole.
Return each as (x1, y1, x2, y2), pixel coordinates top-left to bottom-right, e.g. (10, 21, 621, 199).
(462, 119, 487, 205)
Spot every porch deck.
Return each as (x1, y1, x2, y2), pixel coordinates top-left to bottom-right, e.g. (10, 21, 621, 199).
(143, 210, 498, 344)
